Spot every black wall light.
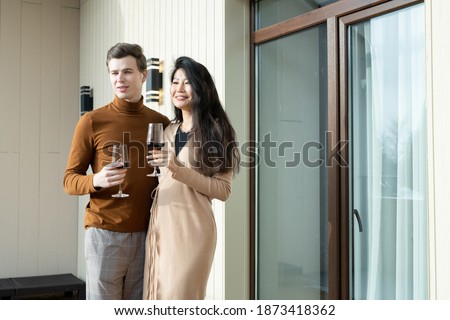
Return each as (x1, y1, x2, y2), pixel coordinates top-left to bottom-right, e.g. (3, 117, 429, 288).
(146, 58, 163, 106)
(80, 86, 93, 115)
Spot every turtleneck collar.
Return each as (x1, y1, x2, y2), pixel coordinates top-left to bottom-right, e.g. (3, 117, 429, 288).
(111, 95, 145, 113)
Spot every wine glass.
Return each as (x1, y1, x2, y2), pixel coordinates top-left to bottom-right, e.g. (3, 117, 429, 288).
(147, 123, 165, 177)
(111, 144, 129, 198)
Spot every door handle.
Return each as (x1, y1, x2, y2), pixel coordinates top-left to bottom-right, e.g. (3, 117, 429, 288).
(353, 209, 363, 232)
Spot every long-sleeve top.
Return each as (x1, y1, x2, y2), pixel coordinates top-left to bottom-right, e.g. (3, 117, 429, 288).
(63, 95, 170, 232)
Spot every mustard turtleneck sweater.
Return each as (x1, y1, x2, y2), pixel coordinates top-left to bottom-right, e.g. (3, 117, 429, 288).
(64, 96, 170, 232)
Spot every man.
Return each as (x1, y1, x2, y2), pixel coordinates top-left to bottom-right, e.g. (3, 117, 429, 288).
(64, 43, 170, 299)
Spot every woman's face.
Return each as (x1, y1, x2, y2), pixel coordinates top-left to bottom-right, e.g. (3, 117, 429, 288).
(170, 68, 193, 112)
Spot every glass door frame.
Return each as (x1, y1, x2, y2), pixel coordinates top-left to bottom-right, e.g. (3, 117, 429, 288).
(250, 0, 423, 300)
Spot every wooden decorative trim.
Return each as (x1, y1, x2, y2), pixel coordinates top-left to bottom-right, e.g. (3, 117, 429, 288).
(253, 0, 389, 44)
(327, 15, 342, 300)
(340, 0, 423, 25)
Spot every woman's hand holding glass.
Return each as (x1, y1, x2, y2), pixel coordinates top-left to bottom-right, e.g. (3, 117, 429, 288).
(147, 149, 180, 174)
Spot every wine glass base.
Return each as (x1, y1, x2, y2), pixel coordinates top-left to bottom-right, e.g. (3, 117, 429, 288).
(147, 167, 161, 177)
(112, 193, 129, 198)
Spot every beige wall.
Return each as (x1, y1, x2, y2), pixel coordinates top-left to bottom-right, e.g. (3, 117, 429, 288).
(78, 0, 250, 299)
(0, 0, 80, 277)
(426, 0, 450, 300)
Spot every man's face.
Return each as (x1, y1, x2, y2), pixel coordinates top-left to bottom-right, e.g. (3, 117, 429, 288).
(108, 56, 147, 103)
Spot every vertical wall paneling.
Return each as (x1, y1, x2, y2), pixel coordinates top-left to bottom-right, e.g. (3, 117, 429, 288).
(156, 0, 167, 115)
(206, 0, 215, 70)
(18, 1, 42, 275)
(171, 0, 179, 55)
(38, 0, 60, 275)
(179, 0, 186, 54)
(0, 153, 20, 276)
(214, 1, 224, 103)
(0, 0, 21, 277)
(137, 0, 143, 45)
(0, 0, 21, 153)
(191, 0, 199, 59)
(142, 0, 148, 56)
(165, 0, 173, 62)
(428, 0, 450, 299)
(184, 0, 191, 55)
(106, 0, 112, 49)
(98, 0, 106, 102)
(197, 0, 207, 64)
(156, 0, 164, 66)
(91, 0, 100, 104)
(39, 152, 60, 274)
(59, 6, 80, 273)
(40, 0, 61, 153)
(0, 0, 79, 278)
(425, 0, 436, 300)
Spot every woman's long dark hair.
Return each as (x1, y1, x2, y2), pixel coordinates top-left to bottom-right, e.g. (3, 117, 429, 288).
(171, 56, 240, 177)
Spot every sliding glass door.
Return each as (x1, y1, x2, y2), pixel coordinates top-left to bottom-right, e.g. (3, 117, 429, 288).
(347, 3, 428, 299)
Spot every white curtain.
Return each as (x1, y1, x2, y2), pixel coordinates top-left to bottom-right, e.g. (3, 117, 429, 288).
(352, 3, 427, 299)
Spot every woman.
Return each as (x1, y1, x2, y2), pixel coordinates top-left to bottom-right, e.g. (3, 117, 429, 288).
(143, 56, 240, 299)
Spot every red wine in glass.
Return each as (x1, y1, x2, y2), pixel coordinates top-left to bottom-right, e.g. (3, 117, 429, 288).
(118, 161, 131, 169)
(147, 142, 165, 150)
(147, 123, 164, 177)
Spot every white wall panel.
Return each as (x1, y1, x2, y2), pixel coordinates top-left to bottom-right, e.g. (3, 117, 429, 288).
(0, 153, 20, 277)
(427, 0, 450, 300)
(191, 0, 200, 59)
(60, 4, 81, 275)
(206, 0, 215, 69)
(0, 0, 79, 278)
(59, 5, 80, 274)
(40, 0, 61, 153)
(39, 152, 60, 275)
(18, 1, 42, 276)
(0, 0, 21, 153)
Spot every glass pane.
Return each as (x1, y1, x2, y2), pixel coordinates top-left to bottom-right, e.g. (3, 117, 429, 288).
(256, 24, 328, 299)
(348, 3, 428, 299)
(255, 0, 338, 30)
